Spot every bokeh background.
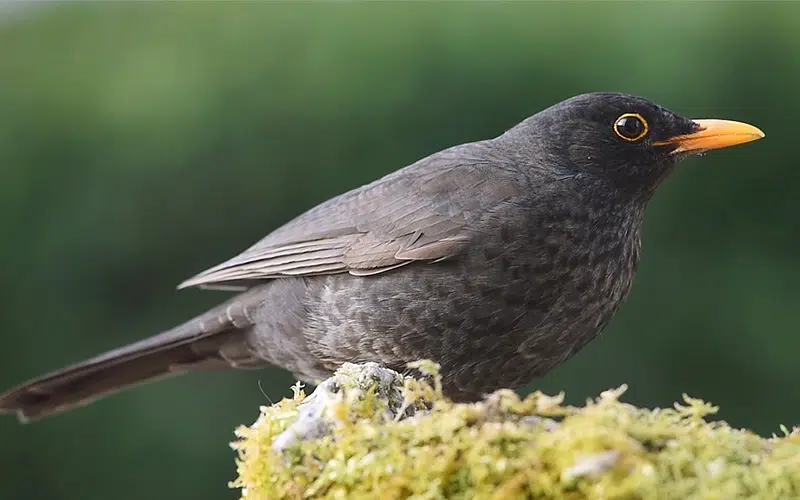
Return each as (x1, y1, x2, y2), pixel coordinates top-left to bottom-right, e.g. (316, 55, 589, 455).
(0, 2, 797, 499)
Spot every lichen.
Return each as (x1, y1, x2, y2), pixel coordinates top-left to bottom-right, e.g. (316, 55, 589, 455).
(230, 362, 800, 499)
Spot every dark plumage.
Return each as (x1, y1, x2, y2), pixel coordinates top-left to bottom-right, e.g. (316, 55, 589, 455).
(0, 92, 764, 422)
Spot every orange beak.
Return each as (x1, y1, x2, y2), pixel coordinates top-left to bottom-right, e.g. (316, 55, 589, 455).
(655, 119, 765, 154)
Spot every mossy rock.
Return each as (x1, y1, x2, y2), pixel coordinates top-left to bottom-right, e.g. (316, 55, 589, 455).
(230, 362, 799, 499)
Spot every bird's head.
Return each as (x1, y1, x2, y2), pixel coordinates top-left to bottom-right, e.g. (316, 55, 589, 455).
(505, 92, 765, 198)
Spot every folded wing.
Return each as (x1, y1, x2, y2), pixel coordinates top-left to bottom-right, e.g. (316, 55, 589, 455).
(178, 144, 520, 290)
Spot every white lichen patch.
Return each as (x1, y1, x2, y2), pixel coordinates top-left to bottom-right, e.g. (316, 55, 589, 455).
(271, 362, 411, 454)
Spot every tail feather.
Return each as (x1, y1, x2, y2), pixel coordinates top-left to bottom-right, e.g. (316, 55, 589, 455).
(0, 300, 263, 422)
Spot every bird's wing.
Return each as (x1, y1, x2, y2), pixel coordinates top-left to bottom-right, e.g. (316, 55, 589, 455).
(178, 144, 522, 290)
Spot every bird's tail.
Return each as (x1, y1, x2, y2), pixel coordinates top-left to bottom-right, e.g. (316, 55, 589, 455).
(0, 301, 262, 423)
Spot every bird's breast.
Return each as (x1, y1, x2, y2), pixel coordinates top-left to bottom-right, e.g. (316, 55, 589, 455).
(496, 203, 643, 369)
(302, 199, 645, 397)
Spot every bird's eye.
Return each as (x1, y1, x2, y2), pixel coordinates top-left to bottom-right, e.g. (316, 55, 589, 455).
(613, 113, 649, 142)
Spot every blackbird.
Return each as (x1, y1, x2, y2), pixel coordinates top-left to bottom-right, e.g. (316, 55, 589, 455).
(0, 92, 764, 422)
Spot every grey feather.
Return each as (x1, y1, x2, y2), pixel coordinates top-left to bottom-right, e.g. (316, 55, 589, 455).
(178, 145, 519, 290)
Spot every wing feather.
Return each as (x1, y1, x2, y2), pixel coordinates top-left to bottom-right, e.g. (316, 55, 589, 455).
(178, 142, 521, 290)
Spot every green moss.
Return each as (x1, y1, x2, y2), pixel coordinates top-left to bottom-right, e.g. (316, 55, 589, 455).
(230, 362, 800, 499)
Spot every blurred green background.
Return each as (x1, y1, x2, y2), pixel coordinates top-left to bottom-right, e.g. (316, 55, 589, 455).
(0, 2, 797, 499)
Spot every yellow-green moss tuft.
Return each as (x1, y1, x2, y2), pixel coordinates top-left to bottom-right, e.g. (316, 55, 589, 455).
(230, 362, 800, 499)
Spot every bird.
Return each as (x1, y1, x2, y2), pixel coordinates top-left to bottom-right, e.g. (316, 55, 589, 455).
(0, 92, 764, 422)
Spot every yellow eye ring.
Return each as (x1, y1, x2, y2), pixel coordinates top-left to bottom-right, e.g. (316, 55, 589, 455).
(614, 113, 649, 142)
